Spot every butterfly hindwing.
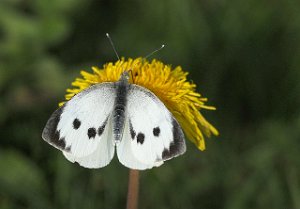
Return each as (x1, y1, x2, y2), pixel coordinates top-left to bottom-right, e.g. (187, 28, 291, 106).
(116, 84, 186, 169)
(42, 83, 116, 168)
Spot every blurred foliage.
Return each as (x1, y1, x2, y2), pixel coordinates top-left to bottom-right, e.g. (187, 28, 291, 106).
(0, 0, 300, 209)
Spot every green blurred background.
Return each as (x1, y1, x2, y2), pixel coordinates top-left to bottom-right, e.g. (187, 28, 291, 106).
(1, 0, 300, 208)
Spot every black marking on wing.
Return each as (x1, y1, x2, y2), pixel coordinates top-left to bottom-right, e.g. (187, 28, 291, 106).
(73, 118, 81, 129)
(88, 127, 97, 139)
(42, 107, 71, 151)
(162, 118, 186, 160)
(98, 127, 104, 136)
(153, 127, 160, 137)
(98, 117, 109, 136)
(56, 136, 70, 151)
(137, 132, 145, 144)
(129, 120, 136, 139)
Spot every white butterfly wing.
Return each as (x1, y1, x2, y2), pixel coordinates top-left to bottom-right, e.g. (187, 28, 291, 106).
(117, 118, 162, 170)
(62, 116, 115, 168)
(117, 84, 186, 170)
(42, 83, 116, 168)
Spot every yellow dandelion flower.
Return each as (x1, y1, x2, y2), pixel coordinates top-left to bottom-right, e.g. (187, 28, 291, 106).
(59, 58, 219, 151)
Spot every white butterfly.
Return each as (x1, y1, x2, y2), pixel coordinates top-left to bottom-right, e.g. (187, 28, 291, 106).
(42, 71, 186, 170)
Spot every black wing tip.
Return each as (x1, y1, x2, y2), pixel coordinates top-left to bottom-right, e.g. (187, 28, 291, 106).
(162, 118, 186, 161)
(42, 107, 71, 152)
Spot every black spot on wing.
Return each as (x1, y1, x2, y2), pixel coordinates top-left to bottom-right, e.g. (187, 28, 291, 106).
(73, 118, 81, 129)
(42, 107, 70, 152)
(162, 118, 186, 160)
(88, 127, 97, 139)
(51, 131, 70, 151)
(129, 120, 136, 139)
(98, 117, 109, 136)
(153, 127, 160, 137)
(57, 137, 71, 151)
(137, 132, 145, 144)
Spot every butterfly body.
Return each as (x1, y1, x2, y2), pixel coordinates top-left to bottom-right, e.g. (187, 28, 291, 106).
(42, 71, 186, 170)
(112, 72, 130, 144)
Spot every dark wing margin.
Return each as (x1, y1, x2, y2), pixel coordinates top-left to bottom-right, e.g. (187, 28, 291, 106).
(42, 107, 70, 152)
(162, 118, 186, 160)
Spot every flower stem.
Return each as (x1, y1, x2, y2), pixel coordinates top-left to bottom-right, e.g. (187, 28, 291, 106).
(126, 169, 140, 209)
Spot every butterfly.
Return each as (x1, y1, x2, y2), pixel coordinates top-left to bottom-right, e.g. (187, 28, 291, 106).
(42, 71, 186, 170)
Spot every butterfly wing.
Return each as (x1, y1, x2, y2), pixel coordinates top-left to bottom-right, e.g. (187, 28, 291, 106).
(116, 118, 162, 170)
(116, 84, 186, 170)
(62, 116, 115, 168)
(42, 83, 116, 168)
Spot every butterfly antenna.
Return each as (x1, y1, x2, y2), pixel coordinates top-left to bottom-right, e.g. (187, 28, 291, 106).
(144, 44, 165, 60)
(106, 33, 120, 61)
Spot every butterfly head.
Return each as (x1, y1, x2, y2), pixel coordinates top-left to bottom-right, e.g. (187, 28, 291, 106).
(119, 70, 132, 83)
(121, 70, 130, 79)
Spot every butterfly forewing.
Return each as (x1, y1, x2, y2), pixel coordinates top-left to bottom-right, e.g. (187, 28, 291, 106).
(116, 118, 158, 169)
(42, 83, 116, 168)
(116, 84, 186, 169)
(63, 116, 115, 168)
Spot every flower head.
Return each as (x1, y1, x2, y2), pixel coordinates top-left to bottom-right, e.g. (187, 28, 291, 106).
(60, 58, 218, 151)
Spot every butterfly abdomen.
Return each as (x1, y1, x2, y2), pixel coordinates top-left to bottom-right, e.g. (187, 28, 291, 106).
(112, 78, 129, 143)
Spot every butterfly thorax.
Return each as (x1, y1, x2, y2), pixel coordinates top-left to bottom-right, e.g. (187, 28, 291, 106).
(112, 72, 130, 144)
